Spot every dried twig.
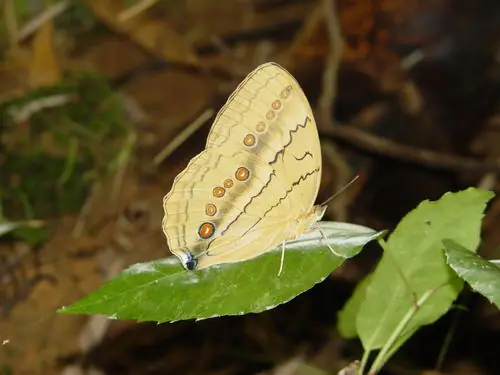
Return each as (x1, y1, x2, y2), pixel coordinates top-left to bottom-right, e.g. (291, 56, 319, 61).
(321, 125, 500, 172)
(78, 248, 124, 352)
(338, 361, 360, 375)
(16, 0, 70, 42)
(86, 0, 199, 66)
(478, 161, 499, 231)
(153, 108, 215, 165)
(401, 49, 425, 70)
(72, 182, 101, 238)
(317, 0, 343, 128)
(118, 0, 159, 22)
(121, 94, 149, 125)
(7, 94, 76, 123)
(315, 0, 353, 220)
(321, 140, 352, 221)
(477, 172, 497, 191)
(111, 131, 137, 201)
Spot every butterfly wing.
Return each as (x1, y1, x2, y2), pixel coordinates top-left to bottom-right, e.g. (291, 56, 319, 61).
(162, 62, 322, 269)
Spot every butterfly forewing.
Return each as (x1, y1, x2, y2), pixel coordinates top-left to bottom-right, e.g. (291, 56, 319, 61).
(162, 62, 322, 269)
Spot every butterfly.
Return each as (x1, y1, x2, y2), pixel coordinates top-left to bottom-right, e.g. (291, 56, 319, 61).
(162, 62, 327, 271)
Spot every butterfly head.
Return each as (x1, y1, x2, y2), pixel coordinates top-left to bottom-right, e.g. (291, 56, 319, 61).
(292, 205, 328, 239)
(185, 256, 197, 271)
(314, 204, 327, 221)
(177, 249, 198, 271)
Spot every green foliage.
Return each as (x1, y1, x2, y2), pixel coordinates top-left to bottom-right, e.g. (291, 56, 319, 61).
(444, 239, 500, 309)
(1, 72, 132, 221)
(56, 1, 98, 34)
(0, 219, 46, 246)
(59, 222, 383, 322)
(358, 188, 491, 350)
(8, 225, 48, 246)
(0, 364, 13, 375)
(337, 188, 494, 374)
(11, 0, 30, 22)
(58, 186, 495, 374)
(337, 273, 372, 339)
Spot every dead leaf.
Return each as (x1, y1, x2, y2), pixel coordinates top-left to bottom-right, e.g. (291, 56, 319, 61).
(84, 0, 199, 66)
(30, 20, 61, 88)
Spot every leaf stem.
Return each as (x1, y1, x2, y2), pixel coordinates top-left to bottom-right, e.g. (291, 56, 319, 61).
(435, 302, 462, 370)
(368, 288, 435, 374)
(358, 349, 370, 375)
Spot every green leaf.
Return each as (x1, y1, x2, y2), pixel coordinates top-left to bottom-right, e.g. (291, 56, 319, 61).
(0, 219, 45, 242)
(444, 239, 500, 309)
(356, 188, 494, 351)
(59, 221, 382, 322)
(0, 222, 22, 237)
(12, 226, 48, 246)
(337, 273, 373, 338)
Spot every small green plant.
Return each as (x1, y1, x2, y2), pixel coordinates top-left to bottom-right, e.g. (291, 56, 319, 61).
(0, 71, 133, 242)
(59, 188, 497, 374)
(337, 188, 495, 374)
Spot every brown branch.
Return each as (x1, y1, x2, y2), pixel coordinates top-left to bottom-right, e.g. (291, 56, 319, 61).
(118, 0, 159, 22)
(153, 108, 215, 165)
(16, 0, 70, 42)
(316, 0, 354, 220)
(317, 0, 343, 127)
(321, 125, 500, 172)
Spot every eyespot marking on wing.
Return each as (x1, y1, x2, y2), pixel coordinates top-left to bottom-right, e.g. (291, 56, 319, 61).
(205, 203, 217, 216)
(266, 110, 276, 121)
(198, 222, 215, 239)
(162, 63, 322, 270)
(243, 134, 256, 147)
(271, 99, 282, 110)
(213, 186, 226, 197)
(255, 121, 267, 133)
(280, 85, 292, 99)
(235, 166, 250, 181)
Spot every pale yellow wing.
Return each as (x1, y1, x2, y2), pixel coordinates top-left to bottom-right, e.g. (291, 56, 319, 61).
(162, 62, 322, 270)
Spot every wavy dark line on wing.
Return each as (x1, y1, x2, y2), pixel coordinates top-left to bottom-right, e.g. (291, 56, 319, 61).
(206, 165, 320, 257)
(294, 151, 313, 161)
(262, 167, 320, 217)
(269, 116, 311, 165)
(240, 167, 320, 237)
(215, 115, 312, 239)
(218, 170, 277, 237)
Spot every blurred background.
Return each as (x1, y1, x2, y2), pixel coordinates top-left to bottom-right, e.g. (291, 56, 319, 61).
(1, 0, 500, 374)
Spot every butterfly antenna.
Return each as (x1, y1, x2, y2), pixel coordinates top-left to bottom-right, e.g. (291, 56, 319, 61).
(319, 175, 360, 207)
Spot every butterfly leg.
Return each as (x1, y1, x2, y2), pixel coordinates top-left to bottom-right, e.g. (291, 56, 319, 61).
(277, 241, 286, 277)
(315, 223, 345, 258)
